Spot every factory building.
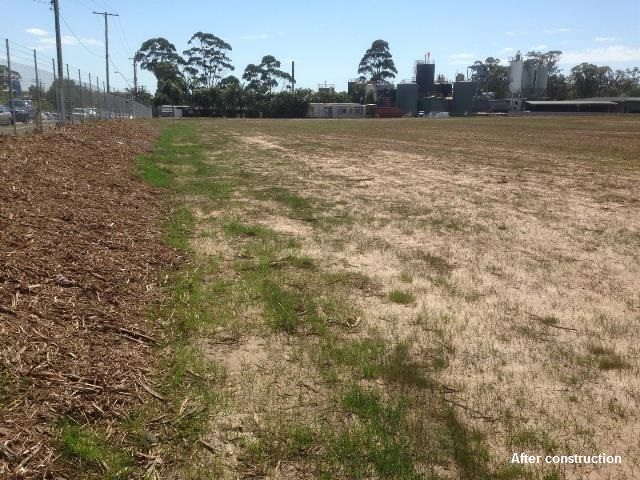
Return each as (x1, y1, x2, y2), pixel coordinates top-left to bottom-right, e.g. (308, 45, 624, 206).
(525, 97, 640, 113)
(307, 103, 365, 119)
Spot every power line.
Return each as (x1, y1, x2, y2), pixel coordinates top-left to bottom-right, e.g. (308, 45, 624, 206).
(109, 57, 132, 89)
(59, 11, 102, 57)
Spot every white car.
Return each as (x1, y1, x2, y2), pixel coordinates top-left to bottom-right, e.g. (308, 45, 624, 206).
(0, 106, 13, 125)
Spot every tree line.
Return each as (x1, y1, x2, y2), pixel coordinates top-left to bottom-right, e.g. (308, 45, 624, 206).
(134, 35, 401, 117)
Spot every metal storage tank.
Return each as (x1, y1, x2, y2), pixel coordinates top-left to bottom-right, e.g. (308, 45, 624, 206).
(521, 63, 535, 96)
(419, 97, 432, 114)
(396, 83, 418, 116)
(451, 81, 474, 116)
(509, 52, 523, 95)
(534, 65, 549, 97)
(455, 73, 465, 82)
(416, 63, 435, 94)
(435, 82, 453, 97)
(430, 97, 447, 113)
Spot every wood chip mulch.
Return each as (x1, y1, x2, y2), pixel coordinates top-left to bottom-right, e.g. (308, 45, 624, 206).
(0, 122, 179, 478)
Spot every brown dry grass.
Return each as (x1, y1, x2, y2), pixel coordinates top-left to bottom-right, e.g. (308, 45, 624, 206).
(177, 116, 639, 479)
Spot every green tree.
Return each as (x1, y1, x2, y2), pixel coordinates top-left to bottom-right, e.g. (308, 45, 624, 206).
(152, 62, 187, 105)
(469, 57, 509, 98)
(135, 37, 186, 105)
(547, 73, 570, 100)
(357, 40, 397, 83)
(569, 63, 612, 98)
(183, 32, 234, 89)
(524, 50, 563, 74)
(267, 90, 312, 118)
(242, 55, 292, 95)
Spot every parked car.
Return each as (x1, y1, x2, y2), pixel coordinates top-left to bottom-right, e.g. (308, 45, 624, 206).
(5, 99, 33, 113)
(10, 107, 31, 123)
(0, 106, 13, 125)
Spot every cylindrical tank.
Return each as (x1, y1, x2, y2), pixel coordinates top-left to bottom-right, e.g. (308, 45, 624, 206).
(430, 97, 446, 113)
(419, 97, 432, 114)
(416, 63, 435, 94)
(396, 83, 418, 116)
(509, 55, 523, 95)
(451, 81, 474, 116)
(435, 82, 453, 97)
(521, 63, 535, 96)
(534, 65, 549, 97)
(455, 73, 465, 82)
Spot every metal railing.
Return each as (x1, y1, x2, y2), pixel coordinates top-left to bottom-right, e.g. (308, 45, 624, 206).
(1, 38, 151, 135)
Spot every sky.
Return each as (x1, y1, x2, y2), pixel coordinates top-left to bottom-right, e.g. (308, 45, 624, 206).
(2, 0, 639, 93)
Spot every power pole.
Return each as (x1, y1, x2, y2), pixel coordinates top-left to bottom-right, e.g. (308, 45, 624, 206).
(92, 10, 119, 93)
(291, 61, 295, 92)
(129, 57, 138, 100)
(51, 0, 65, 124)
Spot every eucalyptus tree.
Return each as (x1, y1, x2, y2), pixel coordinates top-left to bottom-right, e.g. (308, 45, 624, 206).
(242, 55, 292, 95)
(183, 32, 234, 89)
(135, 37, 186, 104)
(357, 40, 397, 84)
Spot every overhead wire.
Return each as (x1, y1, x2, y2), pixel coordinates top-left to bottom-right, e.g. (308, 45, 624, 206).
(59, 11, 103, 58)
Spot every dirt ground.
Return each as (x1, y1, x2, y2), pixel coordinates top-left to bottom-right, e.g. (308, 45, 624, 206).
(179, 117, 639, 479)
(0, 122, 176, 478)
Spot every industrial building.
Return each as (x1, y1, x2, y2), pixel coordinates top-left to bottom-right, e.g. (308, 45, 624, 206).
(525, 97, 640, 113)
(307, 103, 365, 119)
(313, 50, 638, 119)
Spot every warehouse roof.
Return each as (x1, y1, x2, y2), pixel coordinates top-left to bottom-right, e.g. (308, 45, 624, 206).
(525, 100, 618, 105)
(580, 97, 640, 102)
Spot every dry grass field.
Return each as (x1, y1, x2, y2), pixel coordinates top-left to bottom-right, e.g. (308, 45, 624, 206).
(146, 116, 639, 479)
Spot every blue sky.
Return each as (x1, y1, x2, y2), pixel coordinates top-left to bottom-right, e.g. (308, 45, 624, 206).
(2, 0, 639, 93)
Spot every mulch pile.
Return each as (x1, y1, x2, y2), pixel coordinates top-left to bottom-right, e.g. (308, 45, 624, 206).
(0, 122, 178, 478)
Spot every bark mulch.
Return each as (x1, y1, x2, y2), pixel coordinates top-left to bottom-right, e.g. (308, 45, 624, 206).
(0, 122, 177, 478)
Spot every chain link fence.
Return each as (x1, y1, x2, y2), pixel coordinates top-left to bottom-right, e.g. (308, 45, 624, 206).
(1, 39, 151, 135)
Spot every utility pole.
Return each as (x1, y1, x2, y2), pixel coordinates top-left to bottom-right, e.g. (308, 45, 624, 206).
(92, 10, 119, 93)
(51, 0, 65, 123)
(129, 57, 138, 100)
(291, 61, 295, 92)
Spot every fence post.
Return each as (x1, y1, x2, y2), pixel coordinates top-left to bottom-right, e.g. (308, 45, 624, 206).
(5, 39, 17, 135)
(52, 58, 60, 123)
(96, 76, 100, 118)
(66, 64, 73, 124)
(78, 69, 84, 123)
(88, 72, 93, 118)
(33, 49, 43, 132)
(103, 81, 108, 119)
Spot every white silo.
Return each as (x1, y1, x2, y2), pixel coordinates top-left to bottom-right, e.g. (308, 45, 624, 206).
(509, 52, 523, 95)
(534, 65, 549, 97)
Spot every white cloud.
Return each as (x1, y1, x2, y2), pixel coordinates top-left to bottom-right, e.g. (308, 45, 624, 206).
(559, 45, 640, 64)
(448, 52, 476, 64)
(501, 47, 515, 54)
(506, 31, 528, 37)
(26, 27, 49, 36)
(542, 27, 572, 34)
(81, 37, 102, 46)
(530, 44, 549, 50)
(594, 36, 619, 43)
(33, 34, 101, 49)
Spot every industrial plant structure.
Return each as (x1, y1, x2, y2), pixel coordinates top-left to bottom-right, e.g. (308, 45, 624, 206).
(310, 49, 638, 118)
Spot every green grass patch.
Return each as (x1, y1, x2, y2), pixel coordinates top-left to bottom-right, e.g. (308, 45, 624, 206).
(137, 154, 171, 187)
(59, 420, 132, 479)
(223, 221, 276, 239)
(388, 289, 415, 305)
